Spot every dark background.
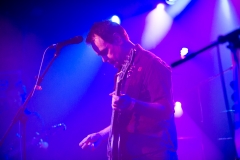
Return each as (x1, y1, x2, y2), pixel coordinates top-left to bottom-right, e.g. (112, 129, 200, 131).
(0, 0, 239, 159)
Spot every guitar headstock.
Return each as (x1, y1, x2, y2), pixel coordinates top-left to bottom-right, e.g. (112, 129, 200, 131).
(117, 49, 135, 84)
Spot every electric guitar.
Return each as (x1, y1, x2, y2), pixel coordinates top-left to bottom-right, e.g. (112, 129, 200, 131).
(108, 49, 135, 160)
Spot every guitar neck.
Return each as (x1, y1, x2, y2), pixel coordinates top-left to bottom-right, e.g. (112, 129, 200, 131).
(108, 49, 135, 160)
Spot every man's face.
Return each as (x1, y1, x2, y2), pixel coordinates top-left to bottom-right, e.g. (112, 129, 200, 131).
(91, 34, 123, 68)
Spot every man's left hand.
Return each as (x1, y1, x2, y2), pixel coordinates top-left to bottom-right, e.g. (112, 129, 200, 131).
(111, 94, 132, 111)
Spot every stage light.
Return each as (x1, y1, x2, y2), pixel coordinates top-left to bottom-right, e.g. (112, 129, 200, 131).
(110, 15, 121, 24)
(167, 0, 191, 18)
(141, 3, 172, 49)
(156, 3, 165, 10)
(180, 47, 189, 59)
(166, 0, 177, 5)
(174, 101, 183, 117)
(212, 0, 238, 34)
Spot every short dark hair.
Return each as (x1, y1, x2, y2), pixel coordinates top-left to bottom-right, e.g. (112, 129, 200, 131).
(86, 20, 129, 44)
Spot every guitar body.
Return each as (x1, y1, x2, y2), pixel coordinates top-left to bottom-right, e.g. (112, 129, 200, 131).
(108, 49, 135, 160)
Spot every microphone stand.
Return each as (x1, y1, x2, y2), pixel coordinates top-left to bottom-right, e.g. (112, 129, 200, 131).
(171, 28, 240, 159)
(0, 48, 62, 160)
(223, 30, 240, 159)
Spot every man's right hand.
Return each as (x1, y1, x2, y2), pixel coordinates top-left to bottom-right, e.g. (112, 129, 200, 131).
(79, 132, 103, 150)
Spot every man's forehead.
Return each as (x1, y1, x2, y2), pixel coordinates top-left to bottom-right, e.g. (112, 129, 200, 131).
(91, 34, 107, 53)
(92, 34, 105, 44)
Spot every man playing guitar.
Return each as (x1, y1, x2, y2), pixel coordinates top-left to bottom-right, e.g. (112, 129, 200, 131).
(79, 20, 178, 160)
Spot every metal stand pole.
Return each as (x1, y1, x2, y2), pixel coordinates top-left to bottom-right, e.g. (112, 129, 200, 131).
(171, 28, 240, 159)
(0, 48, 61, 160)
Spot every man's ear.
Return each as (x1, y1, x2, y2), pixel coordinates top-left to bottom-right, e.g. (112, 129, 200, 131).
(113, 33, 123, 45)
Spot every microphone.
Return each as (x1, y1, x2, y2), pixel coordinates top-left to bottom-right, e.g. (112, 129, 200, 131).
(49, 36, 83, 49)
